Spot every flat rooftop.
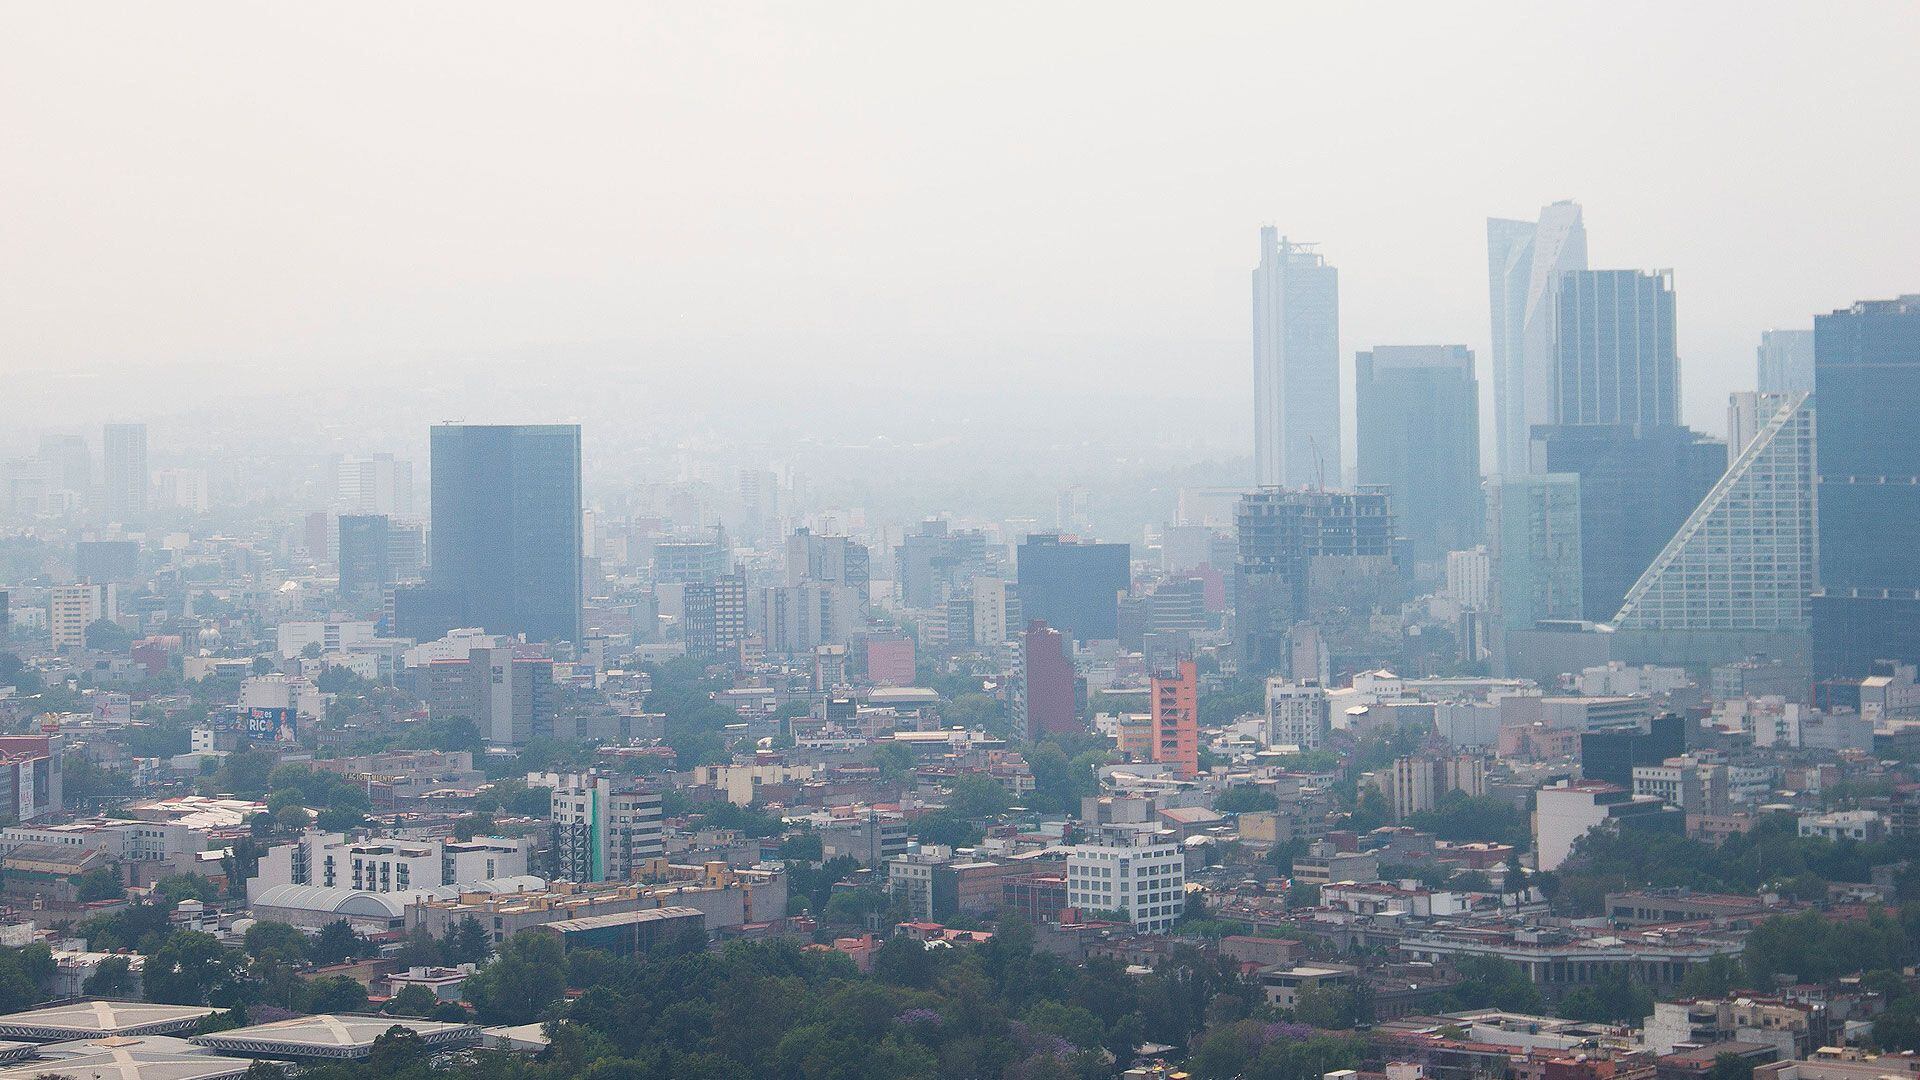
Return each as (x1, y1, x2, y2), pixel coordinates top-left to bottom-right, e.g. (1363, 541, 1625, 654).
(0, 1038, 251, 1080)
(0, 1001, 220, 1041)
(190, 1015, 480, 1060)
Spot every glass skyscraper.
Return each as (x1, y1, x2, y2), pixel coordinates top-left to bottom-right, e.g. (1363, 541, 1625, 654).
(1355, 345, 1482, 566)
(1551, 269, 1680, 428)
(1252, 228, 1340, 488)
(1812, 295, 1920, 681)
(1487, 201, 1586, 476)
(429, 423, 583, 646)
(1612, 392, 1814, 632)
(1484, 472, 1583, 631)
(1757, 329, 1814, 395)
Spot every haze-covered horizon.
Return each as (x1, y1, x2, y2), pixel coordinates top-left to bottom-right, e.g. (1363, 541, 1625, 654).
(6, 3, 1919, 494)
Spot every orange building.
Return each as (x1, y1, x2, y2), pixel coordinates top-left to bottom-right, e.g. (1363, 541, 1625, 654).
(1150, 659, 1199, 778)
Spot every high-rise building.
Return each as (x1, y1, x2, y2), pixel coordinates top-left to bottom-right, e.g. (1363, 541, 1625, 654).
(422, 646, 556, 748)
(337, 454, 415, 517)
(1252, 228, 1340, 488)
(1532, 424, 1725, 623)
(786, 528, 870, 618)
(546, 773, 664, 883)
(101, 423, 148, 520)
(1012, 620, 1079, 741)
(1015, 534, 1128, 643)
(49, 584, 110, 651)
(1485, 473, 1583, 630)
(429, 424, 583, 645)
(684, 572, 747, 660)
(896, 521, 989, 609)
(74, 540, 140, 585)
(1232, 488, 1397, 673)
(36, 434, 90, 496)
(1488, 201, 1588, 476)
(971, 576, 1014, 647)
(1445, 546, 1492, 611)
(388, 520, 425, 583)
(1065, 826, 1185, 933)
(1812, 295, 1920, 681)
(1375, 753, 1487, 821)
(1550, 269, 1680, 429)
(1613, 392, 1815, 633)
(1757, 329, 1815, 395)
(338, 515, 392, 600)
(753, 582, 861, 656)
(1264, 678, 1329, 750)
(1355, 345, 1482, 565)
(1149, 659, 1199, 779)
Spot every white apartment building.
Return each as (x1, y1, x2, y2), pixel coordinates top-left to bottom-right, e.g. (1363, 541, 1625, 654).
(541, 774, 665, 883)
(49, 584, 112, 651)
(1265, 679, 1329, 751)
(239, 674, 328, 723)
(1797, 810, 1885, 844)
(248, 829, 533, 902)
(1065, 826, 1186, 933)
(1445, 547, 1491, 611)
(276, 621, 378, 660)
(1533, 779, 1673, 871)
(972, 576, 1012, 647)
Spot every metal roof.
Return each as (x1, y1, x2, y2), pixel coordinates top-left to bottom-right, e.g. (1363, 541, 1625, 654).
(190, 1015, 480, 1060)
(539, 905, 705, 933)
(0, 1002, 220, 1041)
(0, 1040, 252, 1080)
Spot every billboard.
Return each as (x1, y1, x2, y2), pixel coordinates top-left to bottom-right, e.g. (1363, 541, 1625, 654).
(240, 706, 297, 743)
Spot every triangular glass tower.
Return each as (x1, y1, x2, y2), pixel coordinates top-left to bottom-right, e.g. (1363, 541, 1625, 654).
(1612, 392, 1815, 631)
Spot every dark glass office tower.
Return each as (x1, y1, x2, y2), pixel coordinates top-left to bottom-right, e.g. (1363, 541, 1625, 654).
(429, 424, 583, 645)
(1551, 270, 1680, 427)
(1812, 296, 1920, 680)
(338, 514, 392, 600)
(1534, 424, 1723, 623)
(1355, 345, 1481, 566)
(1016, 534, 1129, 642)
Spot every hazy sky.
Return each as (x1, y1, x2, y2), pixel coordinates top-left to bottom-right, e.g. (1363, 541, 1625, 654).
(4, 3, 1918, 459)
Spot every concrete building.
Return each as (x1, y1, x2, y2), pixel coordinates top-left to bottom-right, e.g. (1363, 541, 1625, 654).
(1064, 826, 1185, 933)
(248, 829, 532, 901)
(1253, 227, 1341, 488)
(1796, 810, 1885, 844)
(1373, 753, 1487, 821)
(1265, 678, 1329, 750)
(971, 575, 1013, 647)
(1447, 546, 1492, 612)
(336, 453, 415, 517)
(1534, 779, 1680, 871)
(1013, 620, 1079, 740)
(684, 572, 747, 660)
(421, 646, 555, 748)
(1234, 487, 1398, 673)
(408, 864, 787, 944)
(48, 584, 110, 651)
(544, 773, 664, 883)
(752, 581, 860, 656)
(1149, 659, 1199, 779)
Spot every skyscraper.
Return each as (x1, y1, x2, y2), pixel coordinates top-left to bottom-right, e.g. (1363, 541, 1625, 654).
(1355, 345, 1482, 566)
(1149, 658, 1198, 779)
(1252, 228, 1340, 488)
(338, 514, 393, 600)
(1812, 295, 1920, 681)
(1613, 392, 1815, 634)
(429, 424, 583, 646)
(1757, 329, 1815, 395)
(1013, 620, 1079, 741)
(1550, 269, 1680, 428)
(1487, 201, 1587, 476)
(101, 423, 148, 520)
(337, 454, 415, 516)
(1484, 473, 1583, 631)
(1015, 534, 1129, 643)
(1532, 424, 1724, 623)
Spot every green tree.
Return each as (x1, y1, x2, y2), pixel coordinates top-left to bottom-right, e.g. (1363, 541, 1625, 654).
(383, 984, 441, 1017)
(144, 931, 244, 1005)
(82, 955, 136, 998)
(464, 932, 567, 1025)
(84, 619, 133, 652)
(71, 868, 125, 902)
(312, 920, 362, 967)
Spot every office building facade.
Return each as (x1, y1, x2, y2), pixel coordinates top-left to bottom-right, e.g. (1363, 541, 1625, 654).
(1812, 296, 1920, 680)
(1757, 329, 1815, 395)
(1550, 269, 1681, 428)
(1485, 473, 1583, 631)
(429, 424, 583, 645)
(1252, 228, 1341, 488)
(1355, 345, 1482, 565)
(338, 515, 393, 600)
(1016, 534, 1128, 643)
(1488, 201, 1587, 476)
(1613, 392, 1815, 633)
(101, 423, 148, 520)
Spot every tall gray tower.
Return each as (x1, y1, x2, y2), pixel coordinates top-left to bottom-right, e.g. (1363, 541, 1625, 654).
(1252, 228, 1340, 488)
